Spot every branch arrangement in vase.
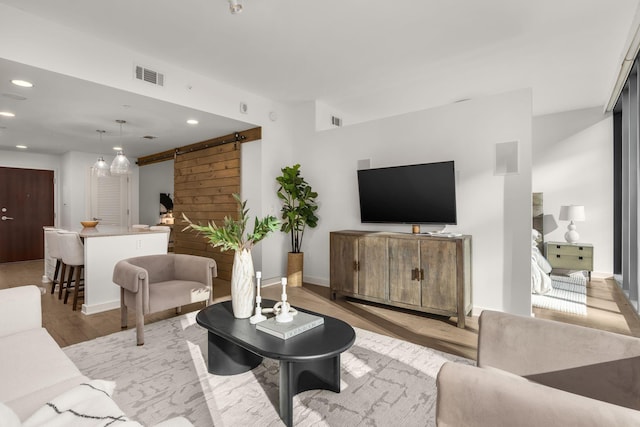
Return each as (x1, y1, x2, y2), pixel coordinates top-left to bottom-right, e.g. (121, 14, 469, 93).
(276, 164, 319, 253)
(182, 193, 280, 318)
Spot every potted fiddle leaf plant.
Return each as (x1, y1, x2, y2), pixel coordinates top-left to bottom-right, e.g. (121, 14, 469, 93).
(276, 164, 319, 287)
(182, 193, 279, 318)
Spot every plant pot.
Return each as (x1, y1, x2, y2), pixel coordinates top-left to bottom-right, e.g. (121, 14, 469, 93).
(231, 249, 256, 318)
(287, 252, 304, 287)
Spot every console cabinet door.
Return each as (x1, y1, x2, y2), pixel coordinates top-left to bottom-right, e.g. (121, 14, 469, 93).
(330, 233, 358, 295)
(358, 236, 388, 300)
(421, 239, 457, 311)
(388, 238, 421, 306)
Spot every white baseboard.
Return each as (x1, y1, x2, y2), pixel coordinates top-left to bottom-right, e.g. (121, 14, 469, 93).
(261, 276, 330, 287)
(262, 276, 282, 287)
(82, 300, 120, 315)
(304, 276, 329, 286)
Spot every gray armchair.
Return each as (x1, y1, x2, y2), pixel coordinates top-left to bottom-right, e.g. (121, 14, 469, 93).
(113, 253, 217, 345)
(436, 310, 640, 426)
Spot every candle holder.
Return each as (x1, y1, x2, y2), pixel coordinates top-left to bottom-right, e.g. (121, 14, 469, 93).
(249, 271, 267, 324)
(275, 277, 294, 323)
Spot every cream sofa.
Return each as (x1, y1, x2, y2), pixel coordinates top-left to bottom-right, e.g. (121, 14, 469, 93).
(436, 310, 640, 426)
(0, 285, 192, 426)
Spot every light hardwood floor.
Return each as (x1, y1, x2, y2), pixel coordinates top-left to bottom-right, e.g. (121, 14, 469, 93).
(1, 260, 639, 360)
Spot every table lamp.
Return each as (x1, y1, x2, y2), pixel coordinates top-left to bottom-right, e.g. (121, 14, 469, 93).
(559, 205, 585, 244)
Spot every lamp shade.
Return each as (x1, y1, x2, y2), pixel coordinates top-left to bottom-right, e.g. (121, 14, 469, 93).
(110, 151, 131, 175)
(92, 157, 110, 178)
(559, 205, 585, 222)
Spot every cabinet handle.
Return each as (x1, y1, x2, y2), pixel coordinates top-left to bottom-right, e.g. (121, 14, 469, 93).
(579, 256, 583, 260)
(353, 261, 359, 271)
(410, 268, 424, 281)
(556, 255, 560, 258)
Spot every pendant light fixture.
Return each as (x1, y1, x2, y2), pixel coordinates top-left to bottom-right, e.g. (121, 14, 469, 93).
(92, 130, 110, 178)
(110, 119, 131, 175)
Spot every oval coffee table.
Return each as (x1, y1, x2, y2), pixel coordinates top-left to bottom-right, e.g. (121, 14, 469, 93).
(196, 299, 356, 427)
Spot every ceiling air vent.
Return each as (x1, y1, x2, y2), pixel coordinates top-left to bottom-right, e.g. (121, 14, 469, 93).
(135, 65, 164, 86)
(331, 115, 342, 127)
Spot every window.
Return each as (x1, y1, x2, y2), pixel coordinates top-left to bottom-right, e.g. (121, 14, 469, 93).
(613, 62, 639, 311)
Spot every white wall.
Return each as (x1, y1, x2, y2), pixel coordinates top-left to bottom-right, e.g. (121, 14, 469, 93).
(533, 107, 614, 275)
(258, 106, 297, 281)
(139, 160, 174, 226)
(241, 139, 264, 273)
(58, 151, 139, 229)
(293, 90, 534, 315)
(60, 151, 92, 229)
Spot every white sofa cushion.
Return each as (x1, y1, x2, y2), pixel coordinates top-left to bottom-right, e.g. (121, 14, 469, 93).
(0, 401, 21, 427)
(0, 286, 41, 337)
(0, 327, 87, 420)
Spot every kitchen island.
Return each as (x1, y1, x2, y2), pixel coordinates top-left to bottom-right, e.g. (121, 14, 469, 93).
(44, 226, 168, 315)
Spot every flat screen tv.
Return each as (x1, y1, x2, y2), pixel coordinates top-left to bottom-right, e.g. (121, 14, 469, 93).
(357, 161, 457, 225)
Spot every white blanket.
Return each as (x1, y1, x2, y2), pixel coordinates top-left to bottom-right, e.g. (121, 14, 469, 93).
(23, 380, 142, 427)
(531, 245, 553, 295)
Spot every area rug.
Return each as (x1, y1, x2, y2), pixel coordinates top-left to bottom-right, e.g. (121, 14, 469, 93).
(532, 274, 587, 316)
(63, 311, 472, 427)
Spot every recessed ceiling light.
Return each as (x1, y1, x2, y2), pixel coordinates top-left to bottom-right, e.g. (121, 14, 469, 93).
(11, 79, 33, 88)
(143, 135, 158, 140)
(16, 145, 27, 149)
(113, 146, 123, 151)
(187, 119, 199, 125)
(0, 111, 15, 117)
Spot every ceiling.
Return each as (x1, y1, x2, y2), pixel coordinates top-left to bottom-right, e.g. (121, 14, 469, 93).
(0, 58, 255, 158)
(0, 0, 639, 158)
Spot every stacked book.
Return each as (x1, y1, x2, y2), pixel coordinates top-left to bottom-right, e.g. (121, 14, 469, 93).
(256, 311, 324, 339)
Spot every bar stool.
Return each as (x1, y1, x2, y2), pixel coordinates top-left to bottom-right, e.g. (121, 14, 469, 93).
(44, 228, 65, 295)
(58, 231, 85, 311)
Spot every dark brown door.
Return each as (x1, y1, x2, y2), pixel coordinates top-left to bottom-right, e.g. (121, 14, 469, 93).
(0, 167, 54, 262)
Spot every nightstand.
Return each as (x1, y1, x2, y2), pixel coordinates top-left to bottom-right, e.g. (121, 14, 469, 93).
(545, 241, 593, 280)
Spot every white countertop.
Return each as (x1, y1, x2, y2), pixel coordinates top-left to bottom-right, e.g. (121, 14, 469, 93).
(43, 225, 167, 238)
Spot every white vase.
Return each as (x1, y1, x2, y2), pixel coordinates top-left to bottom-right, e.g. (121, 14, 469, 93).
(231, 249, 256, 318)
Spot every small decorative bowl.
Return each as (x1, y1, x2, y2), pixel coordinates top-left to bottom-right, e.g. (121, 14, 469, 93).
(81, 220, 99, 228)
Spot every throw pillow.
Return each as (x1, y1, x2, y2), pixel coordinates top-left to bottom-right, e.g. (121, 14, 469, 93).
(23, 379, 142, 427)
